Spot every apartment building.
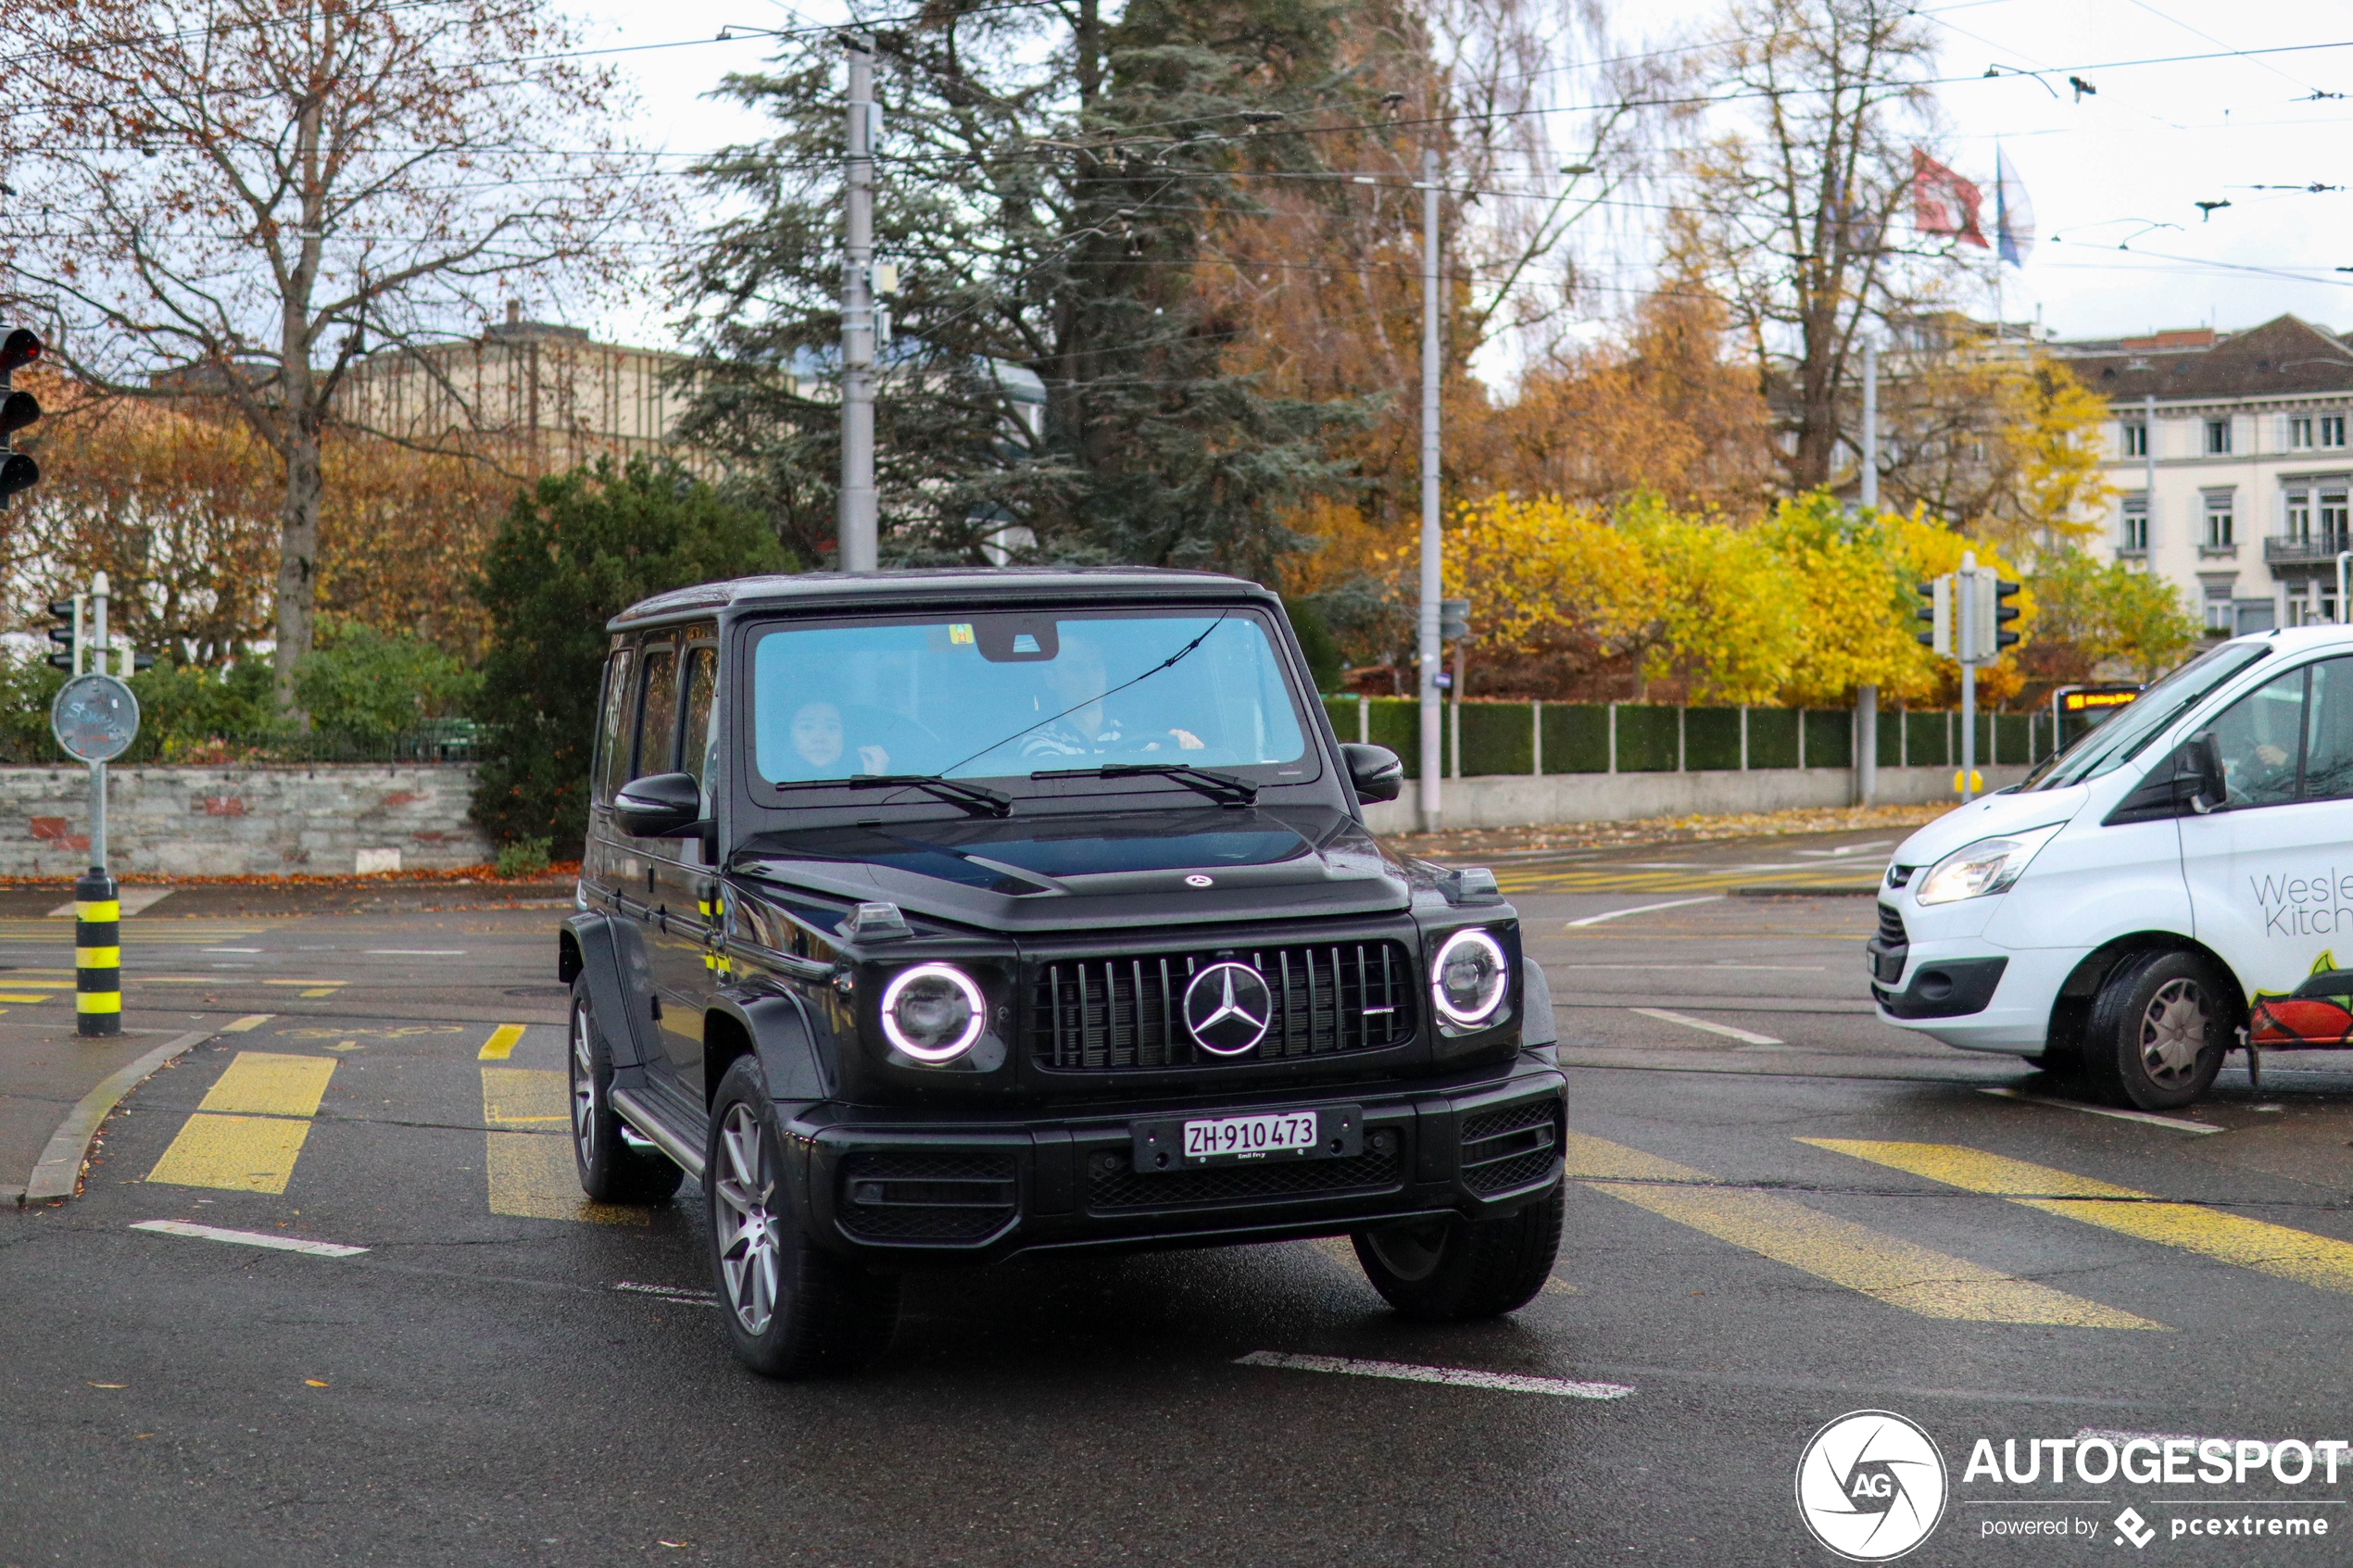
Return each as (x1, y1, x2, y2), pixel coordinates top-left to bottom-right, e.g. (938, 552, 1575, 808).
(2053, 314, 2353, 635)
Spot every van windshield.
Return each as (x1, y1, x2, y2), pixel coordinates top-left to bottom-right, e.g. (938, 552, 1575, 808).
(2021, 642, 2273, 790)
(748, 608, 1310, 787)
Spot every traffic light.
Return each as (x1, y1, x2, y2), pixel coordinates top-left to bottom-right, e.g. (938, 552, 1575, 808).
(1914, 576, 1952, 657)
(0, 326, 41, 509)
(1439, 597, 1470, 642)
(44, 596, 78, 671)
(1989, 577, 2021, 650)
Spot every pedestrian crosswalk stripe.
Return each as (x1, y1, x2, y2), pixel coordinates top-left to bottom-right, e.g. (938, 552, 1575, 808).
(477, 1023, 526, 1061)
(1804, 1139, 2353, 1298)
(480, 1067, 647, 1225)
(1562, 1133, 2163, 1330)
(197, 1052, 335, 1118)
(145, 1052, 339, 1194)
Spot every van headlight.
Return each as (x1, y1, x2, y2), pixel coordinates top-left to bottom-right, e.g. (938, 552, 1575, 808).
(1430, 928, 1511, 1026)
(879, 963, 987, 1062)
(1914, 824, 2065, 906)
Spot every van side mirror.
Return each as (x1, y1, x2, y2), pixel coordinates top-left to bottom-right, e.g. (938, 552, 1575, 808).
(2103, 733, 2227, 825)
(1340, 743, 1404, 804)
(613, 771, 705, 837)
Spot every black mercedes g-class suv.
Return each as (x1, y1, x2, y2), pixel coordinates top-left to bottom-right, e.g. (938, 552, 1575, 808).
(560, 568, 1566, 1376)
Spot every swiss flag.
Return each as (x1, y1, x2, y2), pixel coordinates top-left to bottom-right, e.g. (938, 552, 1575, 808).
(1912, 149, 1988, 248)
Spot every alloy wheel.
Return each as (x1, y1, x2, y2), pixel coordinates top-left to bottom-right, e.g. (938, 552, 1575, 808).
(2138, 977, 2208, 1088)
(712, 1103, 782, 1336)
(570, 1006, 598, 1168)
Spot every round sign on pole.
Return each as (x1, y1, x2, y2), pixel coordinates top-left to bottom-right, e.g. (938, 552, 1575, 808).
(51, 673, 140, 763)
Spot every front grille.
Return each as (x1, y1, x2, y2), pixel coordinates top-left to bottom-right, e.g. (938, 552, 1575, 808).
(1033, 941, 1416, 1072)
(837, 1150, 1017, 1243)
(1886, 864, 1916, 889)
(1876, 902, 1907, 946)
(1461, 1099, 1561, 1195)
(1087, 1138, 1403, 1211)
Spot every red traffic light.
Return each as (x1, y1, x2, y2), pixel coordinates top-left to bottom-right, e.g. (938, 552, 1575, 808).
(0, 328, 41, 377)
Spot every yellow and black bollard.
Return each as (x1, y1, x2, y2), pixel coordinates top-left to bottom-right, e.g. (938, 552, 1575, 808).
(74, 866, 120, 1038)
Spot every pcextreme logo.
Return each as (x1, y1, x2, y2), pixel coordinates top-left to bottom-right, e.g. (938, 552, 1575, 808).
(1795, 1411, 1950, 1562)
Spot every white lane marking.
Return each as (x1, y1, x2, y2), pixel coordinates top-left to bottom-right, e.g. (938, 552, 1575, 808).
(1792, 841, 1894, 859)
(1978, 1086, 2222, 1135)
(1238, 1350, 1633, 1400)
(203, 948, 263, 955)
(1555, 964, 1825, 972)
(615, 1281, 719, 1307)
(1628, 1007, 1783, 1047)
(1564, 896, 1724, 928)
(364, 949, 467, 956)
(131, 1220, 369, 1257)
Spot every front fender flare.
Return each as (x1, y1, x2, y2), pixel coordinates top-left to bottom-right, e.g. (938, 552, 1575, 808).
(710, 989, 834, 1103)
(1519, 956, 1558, 1046)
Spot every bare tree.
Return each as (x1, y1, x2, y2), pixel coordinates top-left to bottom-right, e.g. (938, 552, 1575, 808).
(1, 0, 657, 715)
(1675, 0, 1982, 490)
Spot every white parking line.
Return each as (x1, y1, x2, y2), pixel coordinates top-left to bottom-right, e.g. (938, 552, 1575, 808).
(365, 949, 467, 956)
(1565, 896, 1724, 928)
(1629, 1007, 1783, 1047)
(615, 1281, 719, 1307)
(1237, 1350, 1634, 1399)
(1978, 1086, 2222, 1135)
(130, 1220, 369, 1257)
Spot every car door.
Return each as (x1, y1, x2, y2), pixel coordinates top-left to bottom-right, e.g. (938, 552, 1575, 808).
(645, 636, 724, 1106)
(2182, 657, 2353, 1039)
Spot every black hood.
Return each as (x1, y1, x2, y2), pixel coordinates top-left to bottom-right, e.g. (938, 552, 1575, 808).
(730, 805, 1410, 933)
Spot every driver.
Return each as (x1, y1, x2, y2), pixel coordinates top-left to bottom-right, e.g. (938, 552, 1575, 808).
(789, 700, 890, 776)
(1018, 639, 1204, 760)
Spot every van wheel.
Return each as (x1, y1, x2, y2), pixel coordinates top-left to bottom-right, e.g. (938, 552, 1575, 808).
(1352, 1185, 1564, 1322)
(706, 1057, 899, 1378)
(2084, 951, 2230, 1110)
(570, 981, 683, 1203)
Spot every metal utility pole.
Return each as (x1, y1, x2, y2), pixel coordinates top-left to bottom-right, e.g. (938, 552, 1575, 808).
(1856, 341, 1879, 807)
(2142, 392, 2156, 564)
(1957, 552, 1980, 803)
(1416, 147, 1443, 833)
(837, 32, 879, 571)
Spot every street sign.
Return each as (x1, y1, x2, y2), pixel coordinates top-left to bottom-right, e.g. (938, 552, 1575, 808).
(51, 672, 140, 762)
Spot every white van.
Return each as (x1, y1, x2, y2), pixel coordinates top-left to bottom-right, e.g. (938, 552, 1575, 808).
(1873, 625, 2353, 1109)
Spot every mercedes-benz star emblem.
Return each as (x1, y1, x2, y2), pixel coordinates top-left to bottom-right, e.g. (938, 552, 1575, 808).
(1183, 962, 1274, 1056)
(1184, 873, 1214, 887)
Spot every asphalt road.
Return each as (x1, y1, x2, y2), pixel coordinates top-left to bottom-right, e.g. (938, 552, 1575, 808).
(9, 834, 2353, 1565)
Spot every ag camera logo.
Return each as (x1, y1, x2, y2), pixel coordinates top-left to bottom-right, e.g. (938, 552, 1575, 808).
(1795, 1411, 1948, 1561)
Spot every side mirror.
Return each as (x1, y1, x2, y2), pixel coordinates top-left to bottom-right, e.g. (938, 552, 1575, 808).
(2179, 732, 2226, 814)
(1340, 743, 1404, 804)
(613, 771, 704, 837)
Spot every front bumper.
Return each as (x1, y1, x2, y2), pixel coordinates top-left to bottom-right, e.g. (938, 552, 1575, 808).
(1869, 937, 2081, 1055)
(782, 1056, 1567, 1262)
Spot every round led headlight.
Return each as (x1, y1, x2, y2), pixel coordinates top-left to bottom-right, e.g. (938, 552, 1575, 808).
(1430, 927, 1510, 1028)
(878, 963, 987, 1063)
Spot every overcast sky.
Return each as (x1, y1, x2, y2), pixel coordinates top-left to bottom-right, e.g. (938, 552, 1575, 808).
(567, 0, 2353, 352)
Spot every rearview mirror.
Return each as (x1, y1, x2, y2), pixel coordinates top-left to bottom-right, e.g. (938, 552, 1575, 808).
(2102, 732, 2228, 825)
(613, 771, 704, 837)
(1340, 743, 1404, 804)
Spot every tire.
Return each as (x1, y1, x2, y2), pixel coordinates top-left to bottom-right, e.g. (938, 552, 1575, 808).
(1352, 1185, 1565, 1322)
(2083, 950, 2231, 1110)
(570, 980, 684, 1204)
(705, 1057, 899, 1378)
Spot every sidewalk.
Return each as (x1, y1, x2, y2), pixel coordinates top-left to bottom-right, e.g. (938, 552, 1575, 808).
(1, 1010, 227, 1205)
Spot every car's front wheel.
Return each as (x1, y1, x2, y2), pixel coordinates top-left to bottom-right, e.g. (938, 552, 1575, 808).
(2084, 950, 2231, 1110)
(569, 981, 683, 1204)
(1352, 1186, 1564, 1321)
(705, 1057, 899, 1378)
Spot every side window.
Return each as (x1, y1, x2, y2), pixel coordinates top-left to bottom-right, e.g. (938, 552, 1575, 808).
(595, 646, 635, 805)
(635, 646, 679, 781)
(2205, 666, 2306, 808)
(681, 646, 718, 797)
(2302, 659, 2353, 801)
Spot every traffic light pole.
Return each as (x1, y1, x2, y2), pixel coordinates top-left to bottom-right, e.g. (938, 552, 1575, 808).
(1416, 147, 1443, 834)
(76, 572, 120, 1037)
(1957, 558, 1978, 804)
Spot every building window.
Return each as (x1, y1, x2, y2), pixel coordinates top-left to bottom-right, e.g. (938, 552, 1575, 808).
(2205, 494, 2235, 546)
(2205, 583, 2234, 633)
(2287, 489, 2313, 544)
(2122, 423, 2148, 458)
(2328, 488, 2351, 551)
(2293, 417, 2316, 449)
(2327, 415, 2349, 448)
(2207, 419, 2233, 455)
(2121, 495, 2148, 551)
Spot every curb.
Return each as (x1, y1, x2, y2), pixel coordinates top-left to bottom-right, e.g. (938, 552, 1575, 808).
(18, 1023, 224, 1206)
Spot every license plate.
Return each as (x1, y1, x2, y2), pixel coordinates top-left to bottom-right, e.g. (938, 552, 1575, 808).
(1130, 1106, 1363, 1173)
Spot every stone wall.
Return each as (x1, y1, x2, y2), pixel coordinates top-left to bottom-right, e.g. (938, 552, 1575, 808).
(1358, 763, 2028, 835)
(0, 764, 492, 877)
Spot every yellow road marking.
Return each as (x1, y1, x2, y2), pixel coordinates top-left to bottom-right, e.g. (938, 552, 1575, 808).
(264, 980, 345, 988)
(481, 1067, 644, 1224)
(1561, 1133, 2161, 1329)
(1805, 1140, 2353, 1298)
(477, 1023, 527, 1061)
(0, 992, 56, 1002)
(197, 1053, 335, 1119)
(145, 1114, 313, 1194)
(220, 1014, 273, 1034)
(299, 988, 338, 997)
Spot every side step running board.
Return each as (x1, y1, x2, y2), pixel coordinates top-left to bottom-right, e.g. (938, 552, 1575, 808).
(610, 1086, 707, 1182)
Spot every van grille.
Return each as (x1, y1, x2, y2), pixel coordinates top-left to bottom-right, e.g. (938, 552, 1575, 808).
(1033, 942, 1415, 1072)
(1876, 903, 1907, 947)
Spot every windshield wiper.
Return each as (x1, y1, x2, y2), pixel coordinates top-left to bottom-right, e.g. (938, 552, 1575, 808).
(1034, 762, 1258, 806)
(837, 774, 1013, 817)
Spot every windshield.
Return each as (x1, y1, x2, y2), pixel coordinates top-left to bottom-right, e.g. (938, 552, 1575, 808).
(749, 608, 1311, 788)
(2022, 641, 2273, 790)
